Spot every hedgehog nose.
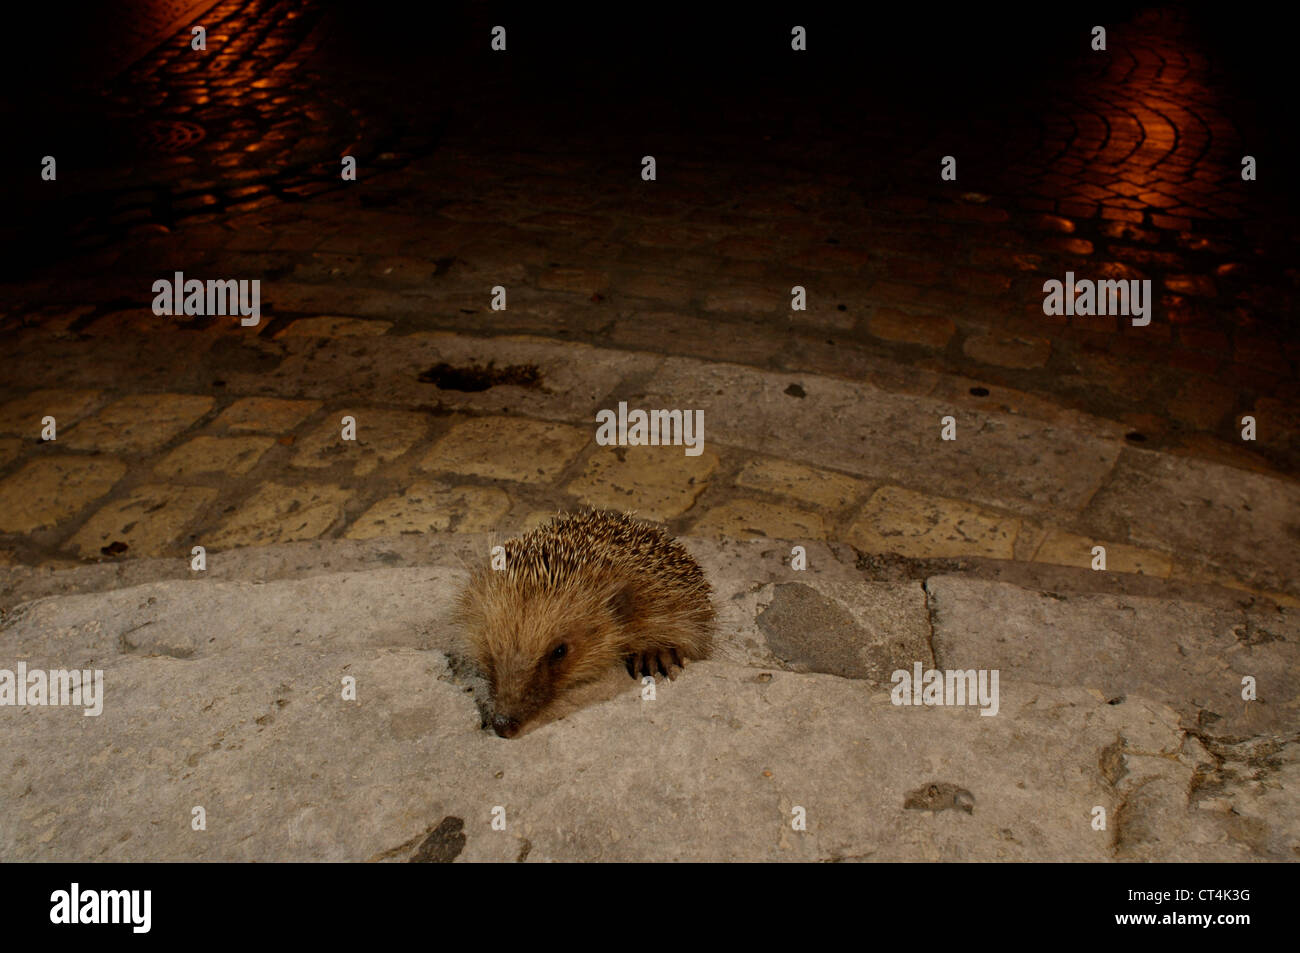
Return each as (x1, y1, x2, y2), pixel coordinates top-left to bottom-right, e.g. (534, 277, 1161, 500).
(492, 714, 520, 738)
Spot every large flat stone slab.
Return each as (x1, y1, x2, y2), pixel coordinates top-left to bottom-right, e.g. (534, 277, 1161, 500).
(926, 575, 1300, 742)
(639, 357, 1121, 519)
(0, 642, 1255, 861)
(0, 568, 459, 665)
(2, 567, 1294, 861)
(225, 333, 655, 424)
(1080, 447, 1300, 597)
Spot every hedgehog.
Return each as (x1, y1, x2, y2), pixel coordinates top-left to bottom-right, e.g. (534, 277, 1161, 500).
(455, 510, 716, 738)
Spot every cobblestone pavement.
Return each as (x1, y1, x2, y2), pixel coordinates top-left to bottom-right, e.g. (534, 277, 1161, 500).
(0, 3, 1296, 596)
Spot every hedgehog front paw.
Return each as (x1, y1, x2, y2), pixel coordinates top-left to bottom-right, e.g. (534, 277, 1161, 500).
(625, 648, 685, 680)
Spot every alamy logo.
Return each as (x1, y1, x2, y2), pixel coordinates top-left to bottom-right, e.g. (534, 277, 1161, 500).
(152, 271, 261, 326)
(891, 662, 1000, 716)
(50, 883, 151, 933)
(1042, 271, 1151, 326)
(595, 401, 704, 456)
(0, 663, 103, 716)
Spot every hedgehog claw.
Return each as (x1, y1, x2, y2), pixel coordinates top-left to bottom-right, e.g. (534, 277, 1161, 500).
(626, 649, 688, 681)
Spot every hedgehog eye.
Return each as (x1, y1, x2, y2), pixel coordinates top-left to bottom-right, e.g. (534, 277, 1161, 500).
(549, 643, 568, 663)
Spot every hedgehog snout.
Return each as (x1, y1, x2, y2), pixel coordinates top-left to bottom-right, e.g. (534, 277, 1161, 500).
(491, 714, 521, 738)
(486, 661, 550, 739)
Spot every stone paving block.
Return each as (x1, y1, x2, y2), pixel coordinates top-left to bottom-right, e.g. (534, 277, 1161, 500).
(714, 236, 779, 260)
(519, 211, 611, 232)
(423, 417, 587, 483)
(289, 253, 363, 282)
(630, 223, 718, 248)
(703, 287, 781, 314)
(1150, 214, 1192, 232)
(789, 305, 858, 332)
(261, 283, 386, 316)
(155, 435, 275, 477)
(735, 457, 868, 510)
(1166, 433, 1275, 476)
(607, 313, 781, 367)
(67, 484, 218, 558)
(368, 257, 442, 281)
(1180, 328, 1227, 356)
(213, 397, 321, 433)
(691, 499, 826, 540)
(1067, 351, 1154, 401)
(0, 458, 127, 533)
(961, 332, 1052, 369)
(83, 308, 173, 336)
(970, 246, 1042, 271)
(1166, 378, 1235, 430)
(849, 486, 1019, 559)
(618, 272, 697, 305)
(535, 267, 610, 294)
(787, 246, 871, 272)
(345, 481, 510, 539)
(61, 394, 214, 454)
(1249, 397, 1297, 450)
(1032, 528, 1172, 577)
(1080, 448, 1300, 596)
(1165, 275, 1216, 297)
(885, 257, 944, 285)
(292, 409, 429, 476)
(566, 445, 719, 520)
(0, 389, 102, 436)
(951, 269, 1012, 296)
(4, 304, 94, 332)
(1012, 520, 1052, 561)
(865, 309, 956, 348)
(207, 482, 353, 549)
(274, 316, 393, 338)
(640, 358, 1120, 519)
(1043, 236, 1093, 255)
(0, 437, 22, 469)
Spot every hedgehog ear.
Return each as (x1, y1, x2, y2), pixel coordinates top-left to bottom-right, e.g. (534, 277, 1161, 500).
(606, 584, 639, 626)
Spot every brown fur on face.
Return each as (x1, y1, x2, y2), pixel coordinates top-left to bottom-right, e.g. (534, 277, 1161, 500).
(455, 511, 715, 738)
